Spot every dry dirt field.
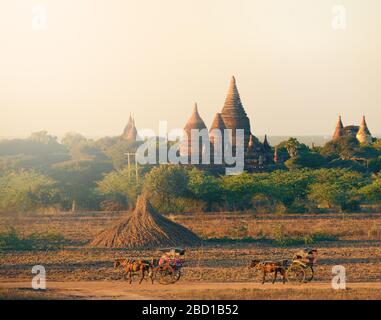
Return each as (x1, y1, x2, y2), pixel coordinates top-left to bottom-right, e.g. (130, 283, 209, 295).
(1, 211, 381, 300)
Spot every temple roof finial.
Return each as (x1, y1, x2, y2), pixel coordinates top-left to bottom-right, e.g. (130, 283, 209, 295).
(361, 115, 367, 126)
(263, 134, 271, 151)
(193, 102, 198, 114)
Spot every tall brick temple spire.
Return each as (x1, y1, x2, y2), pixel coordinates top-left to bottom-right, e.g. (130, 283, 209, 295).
(122, 113, 137, 142)
(220, 76, 251, 148)
(332, 115, 344, 141)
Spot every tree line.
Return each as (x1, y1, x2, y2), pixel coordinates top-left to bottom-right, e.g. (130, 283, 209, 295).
(0, 131, 380, 213)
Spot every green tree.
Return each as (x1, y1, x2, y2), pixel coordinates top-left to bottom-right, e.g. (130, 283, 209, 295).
(0, 133, 69, 171)
(312, 168, 368, 190)
(356, 145, 380, 159)
(143, 165, 189, 211)
(307, 169, 367, 211)
(220, 172, 259, 210)
(368, 157, 381, 173)
(261, 170, 315, 207)
(0, 170, 59, 212)
(359, 177, 381, 203)
(285, 151, 326, 170)
(103, 140, 143, 169)
(373, 139, 381, 151)
(285, 138, 302, 158)
(61, 132, 87, 148)
(321, 136, 360, 160)
(96, 166, 143, 208)
(326, 159, 367, 173)
(29, 131, 59, 145)
(187, 168, 222, 207)
(308, 183, 350, 211)
(62, 132, 108, 161)
(49, 160, 113, 210)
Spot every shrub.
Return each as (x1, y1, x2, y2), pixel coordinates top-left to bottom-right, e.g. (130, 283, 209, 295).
(285, 151, 326, 170)
(0, 170, 59, 213)
(251, 194, 274, 213)
(287, 200, 308, 213)
(272, 224, 338, 246)
(99, 199, 126, 212)
(360, 177, 381, 203)
(164, 197, 207, 214)
(203, 236, 265, 243)
(0, 226, 65, 251)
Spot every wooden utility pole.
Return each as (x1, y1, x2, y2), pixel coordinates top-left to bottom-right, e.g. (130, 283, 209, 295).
(125, 152, 139, 183)
(127, 153, 131, 181)
(135, 158, 139, 183)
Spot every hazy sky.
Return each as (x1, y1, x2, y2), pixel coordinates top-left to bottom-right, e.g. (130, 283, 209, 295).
(0, 0, 380, 138)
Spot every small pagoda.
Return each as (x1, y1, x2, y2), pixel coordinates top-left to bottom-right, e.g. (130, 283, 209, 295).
(122, 114, 138, 142)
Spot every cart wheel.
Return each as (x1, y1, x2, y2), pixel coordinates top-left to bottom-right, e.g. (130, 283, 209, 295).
(172, 269, 181, 283)
(304, 266, 314, 282)
(157, 265, 176, 285)
(287, 264, 306, 284)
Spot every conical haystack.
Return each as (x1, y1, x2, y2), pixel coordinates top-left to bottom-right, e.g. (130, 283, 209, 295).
(90, 196, 201, 248)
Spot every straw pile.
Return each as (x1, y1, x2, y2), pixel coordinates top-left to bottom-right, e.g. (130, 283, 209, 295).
(90, 195, 201, 248)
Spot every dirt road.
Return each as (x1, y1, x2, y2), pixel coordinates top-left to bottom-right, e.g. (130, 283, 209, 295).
(1, 280, 381, 300)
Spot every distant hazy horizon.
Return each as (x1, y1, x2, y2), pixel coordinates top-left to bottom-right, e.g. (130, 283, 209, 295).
(3, 134, 381, 149)
(1, 0, 380, 138)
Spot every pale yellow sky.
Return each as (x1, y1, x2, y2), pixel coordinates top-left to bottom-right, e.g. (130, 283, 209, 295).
(0, 0, 380, 138)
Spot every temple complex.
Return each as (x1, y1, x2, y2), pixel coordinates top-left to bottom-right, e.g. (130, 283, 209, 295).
(332, 115, 373, 144)
(119, 81, 375, 172)
(181, 76, 274, 171)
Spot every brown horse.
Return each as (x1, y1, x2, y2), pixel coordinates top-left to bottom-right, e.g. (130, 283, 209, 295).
(249, 259, 287, 284)
(114, 258, 154, 284)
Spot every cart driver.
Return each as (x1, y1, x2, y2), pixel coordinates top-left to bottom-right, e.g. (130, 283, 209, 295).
(159, 252, 170, 266)
(293, 248, 318, 265)
(159, 251, 180, 267)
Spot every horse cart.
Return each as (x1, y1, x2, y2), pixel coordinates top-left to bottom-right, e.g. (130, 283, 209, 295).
(250, 248, 318, 284)
(113, 247, 186, 285)
(285, 248, 318, 283)
(154, 248, 185, 285)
